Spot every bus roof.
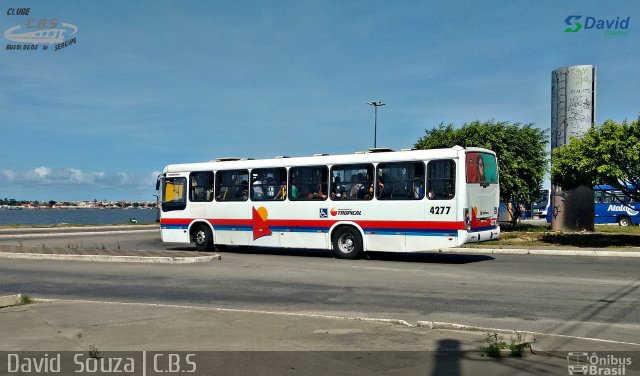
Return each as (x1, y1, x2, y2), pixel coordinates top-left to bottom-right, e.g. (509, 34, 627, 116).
(162, 146, 495, 174)
(595, 184, 638, 190)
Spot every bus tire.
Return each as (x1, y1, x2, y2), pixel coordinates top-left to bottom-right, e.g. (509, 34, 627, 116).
(332, 226, 363, 259)
(193, 224, 214, 252)
(618, 216, 631, 227)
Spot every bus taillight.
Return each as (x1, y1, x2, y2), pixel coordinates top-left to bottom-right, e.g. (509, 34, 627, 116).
(464, 208, 471, 231)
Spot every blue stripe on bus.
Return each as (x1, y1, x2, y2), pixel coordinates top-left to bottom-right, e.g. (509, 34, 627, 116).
(365, 229, 458, 237)
(214, 225, 252, 231)
(270, 226, 328, 233)
(161, 224, 188, 230)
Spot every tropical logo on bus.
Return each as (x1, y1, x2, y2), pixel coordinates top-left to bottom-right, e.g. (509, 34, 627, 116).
(252, 206, 272, 240)
(330, 208, 362, 216)
(607, 204, 639, 216)
(470, 206, 493, 229)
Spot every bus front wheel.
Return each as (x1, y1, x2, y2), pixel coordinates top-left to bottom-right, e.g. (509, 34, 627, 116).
(193, 224, 214, 252)
(618, 216, 632, 227)
(332, 227, 363, 259)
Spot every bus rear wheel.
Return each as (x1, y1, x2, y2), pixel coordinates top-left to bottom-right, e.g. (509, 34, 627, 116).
(332, 227, 363, 259)
(618, 216, 632, 227)
(193, 224, 214, 252)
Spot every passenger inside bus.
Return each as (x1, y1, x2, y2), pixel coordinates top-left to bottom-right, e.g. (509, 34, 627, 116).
(252, 174, 264, 200)
(414, 177, 424, 199)
(274, 180, 286, 200)
(331, 176, 347, 199)
(238, 180, 249, 200)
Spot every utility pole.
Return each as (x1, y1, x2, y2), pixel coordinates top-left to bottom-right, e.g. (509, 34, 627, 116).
(367, 101, 385, 148)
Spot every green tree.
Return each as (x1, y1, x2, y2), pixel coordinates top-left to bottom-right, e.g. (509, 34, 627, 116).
(551, 119, 640, 202)
(415, 120, 548, 224)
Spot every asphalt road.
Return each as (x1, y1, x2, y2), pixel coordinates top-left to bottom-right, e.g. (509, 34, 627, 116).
(1, 231, 639, 345)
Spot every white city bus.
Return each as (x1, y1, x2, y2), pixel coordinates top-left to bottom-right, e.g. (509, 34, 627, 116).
(157, 146, 500, 259)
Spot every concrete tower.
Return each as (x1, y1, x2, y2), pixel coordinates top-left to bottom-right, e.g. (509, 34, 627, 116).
(550, 65, 596, 231)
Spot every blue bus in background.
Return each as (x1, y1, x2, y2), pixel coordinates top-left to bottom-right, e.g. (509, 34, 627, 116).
(594, 185, 640, 226)
(532, 189, 551, 218)
(545, 185, 640, 226)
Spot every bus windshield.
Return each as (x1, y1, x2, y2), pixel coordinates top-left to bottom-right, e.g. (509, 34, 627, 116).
(466, 152, 498, 184)
(533, 189, 550, 210)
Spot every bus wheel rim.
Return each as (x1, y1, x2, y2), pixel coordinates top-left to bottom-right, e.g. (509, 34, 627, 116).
(196, 230, 206, 245)
(339, 234, 355, 253)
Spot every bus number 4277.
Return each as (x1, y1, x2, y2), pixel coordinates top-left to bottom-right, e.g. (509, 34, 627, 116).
(430, 206, 451, 215)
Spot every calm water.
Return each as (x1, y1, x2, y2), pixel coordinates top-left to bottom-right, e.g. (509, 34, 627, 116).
(0, 208, 159, 226)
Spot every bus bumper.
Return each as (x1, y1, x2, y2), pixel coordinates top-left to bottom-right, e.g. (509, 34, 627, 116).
(465, 226, 500, 243)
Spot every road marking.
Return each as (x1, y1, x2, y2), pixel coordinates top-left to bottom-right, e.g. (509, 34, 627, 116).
(32, 297, 640, 347)
(0, 252, 219, 264)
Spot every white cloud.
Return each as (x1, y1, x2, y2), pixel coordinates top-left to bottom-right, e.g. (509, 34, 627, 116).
(32, 166, 51, 178)
(0, 167, 155, 189)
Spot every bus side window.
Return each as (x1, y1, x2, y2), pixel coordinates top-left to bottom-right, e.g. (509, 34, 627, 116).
(375, 162, 424, 200)
(215, 170, 249, 202)
(330, 164, 374, 201)
(427, 160, 455, 200)
(189, 171, 214, 202)
(251, 168, 287, 201)
(289, 166, 328, 201)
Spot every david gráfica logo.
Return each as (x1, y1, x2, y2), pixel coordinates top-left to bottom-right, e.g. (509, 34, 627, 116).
(5, 14, 78, 52)
(564, 15, 630, 37)
(567, 352, 632, 375)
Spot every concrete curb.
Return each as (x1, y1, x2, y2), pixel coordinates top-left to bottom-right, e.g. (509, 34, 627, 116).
(416, 321, 640, 346)
(444, 247, 640, 258)
(0, 252, 221, 264)
(0, 229, 158, 240)
(0, 294, 22, 308)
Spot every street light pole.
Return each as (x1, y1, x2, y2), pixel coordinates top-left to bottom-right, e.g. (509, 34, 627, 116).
(367, 101, 385, 148)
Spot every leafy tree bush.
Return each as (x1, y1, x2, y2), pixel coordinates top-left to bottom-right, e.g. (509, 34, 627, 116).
(415, 120, 548, 224)
(551, 119, 640, 202)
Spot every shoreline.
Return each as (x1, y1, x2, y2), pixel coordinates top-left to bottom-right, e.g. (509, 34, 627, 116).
(0, 207, 156, 210)
(0, 223, 159, 231)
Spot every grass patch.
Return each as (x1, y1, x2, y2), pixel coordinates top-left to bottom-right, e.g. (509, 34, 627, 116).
(19, 295, 34, 306)
(474, 224, 640, 249)
(479, 332, 534, 358)
(541, 232, 640, 248)
(595, 224, 640, 235)
(88, 344, 100, 359)
(500, 223, 551, 233)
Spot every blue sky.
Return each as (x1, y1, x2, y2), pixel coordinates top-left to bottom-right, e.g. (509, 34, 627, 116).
(1, 0, 638, 201)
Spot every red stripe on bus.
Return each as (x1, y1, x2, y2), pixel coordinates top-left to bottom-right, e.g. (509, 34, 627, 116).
(162, 218, 466, 230)
(160, 218, 192, 225)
